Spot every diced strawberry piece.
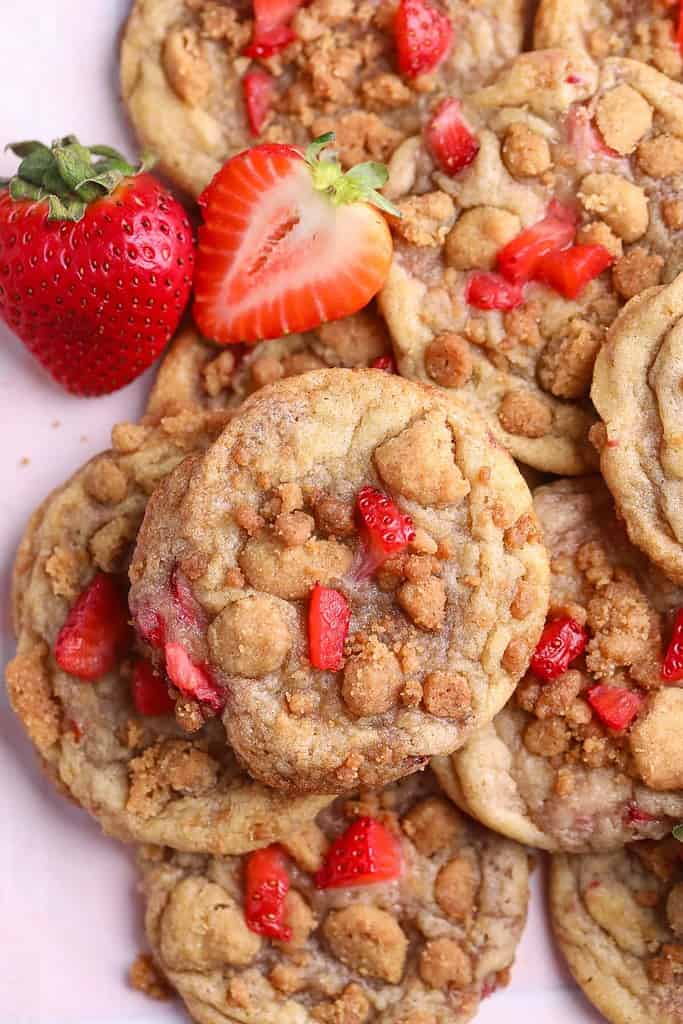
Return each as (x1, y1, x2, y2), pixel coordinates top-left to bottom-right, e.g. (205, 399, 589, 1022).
(170, 566, 205, 630)
(315, 816, 403, 889)
(242, 69, 275, 136)
(565, 105, 618, 159)
(662, 608, 683, 681)
(531, 617, 587, 681)
(496, 200, 577, 284)
(370, 355, 396, 372)
(587, 685, 644, 731)
(244, 845, 292, 941)
(135, 605, 166, 648)
(394, 0, 453, 78)
(55, 573, 131, 681)
(426, 98, 480, 176)
(355, 485, 416, 579)
(164, 641, 226, 713)
(465, 272, 524, 311)
(244, 0, 302, 58)
(308, 583, 351, 671)
(625, 803, 657, 825)
(533, 244, 614, 299)
(131, 660, 175, 717)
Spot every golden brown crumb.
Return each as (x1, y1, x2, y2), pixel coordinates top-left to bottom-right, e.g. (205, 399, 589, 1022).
(128, 954, 172, 1001)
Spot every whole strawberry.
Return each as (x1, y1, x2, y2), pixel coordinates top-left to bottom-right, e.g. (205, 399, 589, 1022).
(0, 136, 194, 395)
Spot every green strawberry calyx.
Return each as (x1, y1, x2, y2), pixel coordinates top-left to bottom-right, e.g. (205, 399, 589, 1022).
(0, 136, 156, 222)
(304, 133, 401, 218)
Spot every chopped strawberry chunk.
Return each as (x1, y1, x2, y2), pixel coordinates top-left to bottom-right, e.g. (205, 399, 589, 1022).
(370, 355, 396, 372)
(308, 583, 351, 671)
(394, 0, 453, 78)
(662, 608, 683, 681)
(131, 660, 175, 717)
(170, 566, 205, 630)
(625, 803, 657, 825)
(533, 244, 614, 299)
(164, 641, 225, 713)
(565, 105, 618, 158)
(426, 98, 479, 176)
(244, 0, 302, 58)
(496, 201, 577, 284)
(465, 272, 524, 311)
(531, 617, 587, 682)
(135, 605, 166, 648)
(244, 845, 292, 941)
(587, 685, 644, 731)
(355, 485, 415, 579)
(55, 573, 131, 681)
(315, 816, 403, 889)
(242, 69, 274, 136)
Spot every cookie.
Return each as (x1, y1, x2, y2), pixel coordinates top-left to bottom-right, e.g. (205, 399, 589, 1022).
(120, 0, 527, 198)
(6, 409, 332, 852)
(129, 367, 549, 794)
(534, 0, 683, 81)
(433, 476, 683, 853)
(379, 50, 683, 474)
(145, 308, 392, 419)
(592, 272, 683, 585)
(139, 769, 530, 1024)
(551, 838, 683, 1024)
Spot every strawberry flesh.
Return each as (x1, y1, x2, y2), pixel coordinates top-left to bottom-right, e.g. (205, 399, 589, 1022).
(242, 69, 275, 135)
(465, 272, 524, 311)
(315, 816, 403, 889)
(532, 244, 613, 299)
(370, 355, 396, 372)
(135, 605, 166, 648)
(661, 608, 683, 681)
(394, 0, 453, 78)
(426, 98, 480, 176)
(164, 641, 226, 713)
(244, 845, 293, 941)
(308, 583, 351, 671)
(496, 200, 577, 284)
(355, 485, 415, 579)
(55, 573, 131, 681)
(170, 566, 205, 630)
(565, 105, 619, 159)
(531, 617, 587, 682)
(244, 0, 302, 58)
(131, 659, 175, 716)
(587, 685, 644, 731)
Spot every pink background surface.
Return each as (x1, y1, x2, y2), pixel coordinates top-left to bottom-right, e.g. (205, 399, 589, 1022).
(0, 2, 604, 1020)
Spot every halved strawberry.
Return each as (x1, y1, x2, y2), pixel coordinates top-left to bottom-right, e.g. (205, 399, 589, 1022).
(662, 608, 683, 681)
(308, 583, 350, 671)
(586, 685, 644, 732)
(426, 99, 480, 176)
(533, 244, 613, 299)
(496, 200, 577, 284)
(55, 573, 131, 681)
(193, 134, 396, 345)
(531, 617, 588, 682)
(315, 816, 403, 889)
(394, 0, 453, 79)
(131, 659, 175, 717)
(465, 272, 524, 311)
(164, 641, 226, 713)
(243, 69, 275, 136)
(244, 845, 293, 941)
(243, 0, 303, 58)
(355, 485, 415, 579)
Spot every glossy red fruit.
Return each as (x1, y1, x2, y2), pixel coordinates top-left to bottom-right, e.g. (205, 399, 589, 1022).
(394, 0, 453, 78)
(533, 244, 613, 299)
(465, 272, 524, 311)
(131, 660, 175, 716)
(587, 685, 644, 731)
(242, 69, 275, 135)
(135, 605, 165, 648)
(370, 354, 396, 372)
(496, 200, 577, 284)
(355, 485, 416, 578)
(531, 617, 587, 682)
(661, 608, 683, 681)
(164, 642, 225, 713)
(243, 0, 303, 58)
(315, 816, 403, 889)
(308, 583, 351, 671)
(0, 138, 193, 395)
(55, 573, 130, 680)
(244, 845, 293, 941)
(426, 98, 480, 176)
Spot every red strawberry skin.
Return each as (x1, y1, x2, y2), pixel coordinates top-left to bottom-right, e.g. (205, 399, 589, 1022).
(0, 174, 194, 395)
(244, 845, 293, 941)
(394, 0, 453, 78)
(55, 573, 131, 680)
(426, 99, 480, 176)
(315, 817, 403, 889)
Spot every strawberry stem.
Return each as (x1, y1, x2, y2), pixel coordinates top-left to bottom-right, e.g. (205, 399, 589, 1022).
(304, 132, 401, 217)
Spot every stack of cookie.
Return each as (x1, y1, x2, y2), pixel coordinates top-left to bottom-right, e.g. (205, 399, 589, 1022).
(8, 0, 683, 1021)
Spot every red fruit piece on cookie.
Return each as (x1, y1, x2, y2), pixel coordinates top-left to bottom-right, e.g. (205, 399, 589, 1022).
(426, 98, 480, 176)
(355, 485, 415, 579)
(164, 642, 225, 713)
(243, 0, 303, 58)
(465, 272, 524, 311)
(308, 583, 350, 671)
(565, 105, 618, 159)
(370, 354, 396, 372)
(531, 617, 587, 681)
(394, 0, 453, 79)
(587, 685, 644, 732)
(315, 816, 403, 889)
(170, 566, 205, 630)
(131, 660, 175, 717)
(242, 69, 275, 135)
(55, 573, 131, 681)
(496, 200, 577, 285)
(661, 608, 683, 682)
(244, 845, 293, 941)
(533, 244, 613, 299)
(135, 605, 166, 649)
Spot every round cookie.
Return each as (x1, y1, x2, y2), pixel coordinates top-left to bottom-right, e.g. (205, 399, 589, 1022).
(433, 476, 683, 853)
(551, 838, 683, 1024)
(592, 272, 683, 585)
(534, 0, 683, 81)
(139, 769, 530, 1024)
(145, 308, 392, 419)
(6, 409, 332, 852)
(129, 368, 550, 794)
(120, 0, 527, 198)
(379, 50, 683, 474)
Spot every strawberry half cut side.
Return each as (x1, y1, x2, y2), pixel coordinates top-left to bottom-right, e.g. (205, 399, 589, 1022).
(244, 845, 293, 941)
(308, 583, 351, 671)
(315, 816, 403, 889)
(55, 572, 131, 681)
(354, 485, 415, 579)
(164, 642, 226, 713)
